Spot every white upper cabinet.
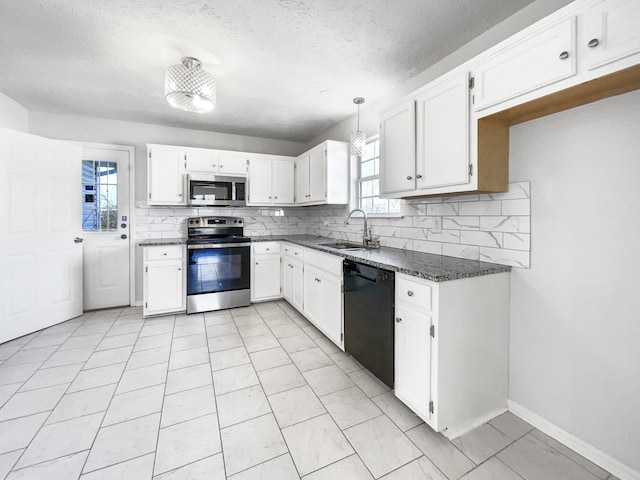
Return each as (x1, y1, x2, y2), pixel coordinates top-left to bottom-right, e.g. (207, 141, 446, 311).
(295, 141, 349, 206)
(474, 17, 576, 111)
(185, 150, 218, 173)
(274, 159, 295, 204)
(247, 156, 295, 206)
(218, 153, 248, 176)
(379, 100, 416, 196)
(416, 72, 470, 190)
(583, 0, 640, 71)
(147, 145, 186, 206)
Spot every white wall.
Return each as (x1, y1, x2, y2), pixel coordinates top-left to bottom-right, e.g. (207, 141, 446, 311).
(28, 112, 306, 203)
(509, 90, 640, 475)
(305, 0, 572, 149)
(0, 92, 28, 132)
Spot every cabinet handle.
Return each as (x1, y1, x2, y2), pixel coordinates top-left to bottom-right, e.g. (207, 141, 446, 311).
(275, 196, 278, 199)
(163, 253, 167, 256)
(559, 51, 569, 60)
(178, 268, 181, 271)
(256, 262, 259, 265)
(416, 174, 422, 179)
(220, 164, 223, 168)
(266, 248, 270, 251)
(588, 38, 599, 48)
(407, 175, 413, 180)
(407, 290, 414, 297)
(396, 317, 402, 323)
(268, 196, 272, 199)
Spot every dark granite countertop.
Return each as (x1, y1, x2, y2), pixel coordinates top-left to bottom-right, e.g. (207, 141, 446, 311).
(252, 234, 510, 282)
(138, 238, 186, 246)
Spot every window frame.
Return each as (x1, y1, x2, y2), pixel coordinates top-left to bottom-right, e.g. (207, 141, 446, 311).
(355, 135, 403, 218)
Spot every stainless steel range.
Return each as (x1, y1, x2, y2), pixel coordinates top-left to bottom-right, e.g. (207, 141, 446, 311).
(186, 216, 251, 313)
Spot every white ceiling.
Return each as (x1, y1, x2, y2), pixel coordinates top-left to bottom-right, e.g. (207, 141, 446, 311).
(1, 0, 538, 142)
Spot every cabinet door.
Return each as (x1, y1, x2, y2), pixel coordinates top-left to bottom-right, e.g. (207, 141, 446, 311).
(144, 259, 184, 315)
(303, 266, 322, 323)
(308, 147, 326, 202)
(380, 100, 416, 195)
(394, 305, 432, 420)
(291, 259, 304, 312)
(295, 155, 310, 203)
(474, 17, 576, 111)
(252, 254, 281, 301)
(148, 148, 186, 205)
(273, 159, 295, 204)
(185, 151, 217, 173)
(416, 72, 470, 190)
(247, 157, 273, 205)
(282, 259, 293, 302)
(584, 0, 640, 71)
(319, 272, 343, 348)
(219, 153, 248, 176)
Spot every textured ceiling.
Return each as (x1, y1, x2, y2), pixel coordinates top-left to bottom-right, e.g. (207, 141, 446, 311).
(0, 0, 538, 142)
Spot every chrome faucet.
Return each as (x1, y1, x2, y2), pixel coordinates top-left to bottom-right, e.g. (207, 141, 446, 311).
(344, 208, 380, 249)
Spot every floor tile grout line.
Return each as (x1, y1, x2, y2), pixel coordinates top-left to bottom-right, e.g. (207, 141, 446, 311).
(204, 313, 229, 480)
(7, 313, 121, 475)
(8, 448, 92, 474)
(77, 308, 154, 477)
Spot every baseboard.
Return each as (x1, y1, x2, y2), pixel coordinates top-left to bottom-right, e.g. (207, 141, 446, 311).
(508, 400, 640, 480)
(444, 406, 508, 440)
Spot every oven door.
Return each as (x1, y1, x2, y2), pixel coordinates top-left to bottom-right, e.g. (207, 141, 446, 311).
(187, 243, 251, 295)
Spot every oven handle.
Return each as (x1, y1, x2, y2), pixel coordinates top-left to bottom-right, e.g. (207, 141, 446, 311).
(187, 242, 252, 250)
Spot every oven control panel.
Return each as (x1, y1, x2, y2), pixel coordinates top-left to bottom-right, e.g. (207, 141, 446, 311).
(187, 216, 244, 227)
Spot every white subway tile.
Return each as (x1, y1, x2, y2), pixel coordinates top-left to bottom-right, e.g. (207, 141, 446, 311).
(402, 203, 427, 216)
(480, 216, 530, 233)
(443, 243, 479, 260)
(427, 230, 460, 243)
(503, 233, 531, 251)
(479, 247, 530, 268)
(445, 194, 480, 202)
(460, 230, 503, 248)
(401, 227, 428, 240)
(501, 199, 530, 215)
(427, 203, 459, 216)
(149, 223, 178, 232)
(387, 237, 413, 250)
(459, 200, 502, 216)
(442, 216, 480, 230)
(413, 240, 443, 255)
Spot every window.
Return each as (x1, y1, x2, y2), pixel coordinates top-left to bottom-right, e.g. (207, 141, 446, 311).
(82, 160, 118, 231)
(357, 137, 401, 215)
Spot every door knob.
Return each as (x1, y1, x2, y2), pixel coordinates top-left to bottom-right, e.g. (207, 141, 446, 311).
(407, 175, 413, 180)
(74, 237, 83, 243)
(121, 234, 128, 239)
(396, 317, 402, 323)
(407, 290, 414, 297)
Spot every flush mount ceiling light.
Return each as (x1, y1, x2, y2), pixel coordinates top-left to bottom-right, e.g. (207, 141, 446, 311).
(350, 97, 366, 157)
(165, 57, 216, 113)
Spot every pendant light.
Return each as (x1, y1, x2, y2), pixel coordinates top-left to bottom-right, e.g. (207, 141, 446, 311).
(165, 57, 216, 113)
(350, 97, 366, 156)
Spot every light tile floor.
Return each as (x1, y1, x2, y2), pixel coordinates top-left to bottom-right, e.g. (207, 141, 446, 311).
(0, 300, 617, 480)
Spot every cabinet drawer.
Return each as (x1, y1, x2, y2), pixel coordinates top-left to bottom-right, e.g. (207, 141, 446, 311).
(396, 275, 432, 311)
(253, 242, 280, 255)
(282, 243, 304, 259)
(304, 248, 342, 277)
(144, 245, 184, 261)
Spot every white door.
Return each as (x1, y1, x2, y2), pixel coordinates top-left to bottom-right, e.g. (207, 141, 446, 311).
(147, 147, 185, 205)
(273, 159, 295, 204)
(291, 259, 304, 312)
(295, 155, 310, 203)
(219, 153, 247, 176)
(584, 0, 640, 71)
(319, 272, 343, 347)
(380, 100, 416, 195)
(395, 304, 432, 420)
(81, 144, 132, 310)
(0, 127, 83, 343)
(144, 259, 184, 315)
(252, 254, 281, 301)
(416, 72, 470, 190)
(308, 147, 326, 202)
(185, 151, 217, 173)
(303, 266, 321, 323)
(247, 157, 272, 205)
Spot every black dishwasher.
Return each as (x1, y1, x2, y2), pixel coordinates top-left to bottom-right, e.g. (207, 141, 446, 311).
(343, 260, 395, 388)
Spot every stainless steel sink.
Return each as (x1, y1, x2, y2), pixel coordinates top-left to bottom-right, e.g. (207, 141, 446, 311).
(319, 241, 364, 250)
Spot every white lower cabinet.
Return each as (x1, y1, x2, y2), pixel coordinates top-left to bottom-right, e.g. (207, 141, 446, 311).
(143, 245, 186, 316)
(251, 242, 281, 302)
(282, 245, 304, 312)
(394, 271, 510, 438)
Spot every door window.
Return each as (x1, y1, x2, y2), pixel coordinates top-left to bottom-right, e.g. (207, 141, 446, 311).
(82, 160, 117, 231)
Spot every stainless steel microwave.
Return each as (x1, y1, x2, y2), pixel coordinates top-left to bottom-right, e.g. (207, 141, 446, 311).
(187, 174, 246, 207)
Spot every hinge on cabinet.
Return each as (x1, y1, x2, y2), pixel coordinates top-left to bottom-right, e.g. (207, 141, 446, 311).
(148, 151, 151, 159)
(468, 164, 473, 176)
(469, 77, 475, 89)
(246, 159, 249, 165)
(340, 333, 344, 341)
(430, 325, 435, 338)
(429, 401, 434, 414)
(145, 266, 148, 273)
(145, 302, 147, 308)
(148, 193, 151, 199)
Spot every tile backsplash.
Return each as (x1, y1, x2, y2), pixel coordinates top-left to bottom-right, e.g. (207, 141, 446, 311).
(135, 181, 531, 268)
